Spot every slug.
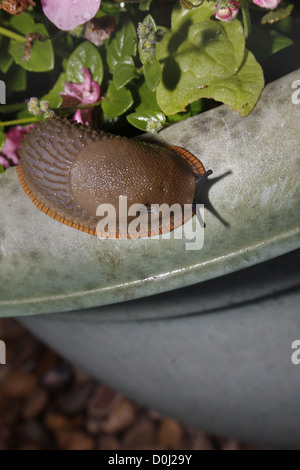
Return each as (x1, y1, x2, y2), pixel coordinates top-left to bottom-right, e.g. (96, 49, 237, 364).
(17, 117, 212, 238)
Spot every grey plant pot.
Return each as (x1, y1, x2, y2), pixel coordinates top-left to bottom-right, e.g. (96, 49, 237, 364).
(19, 249, 300, 448)
(1, 70, 300, 447)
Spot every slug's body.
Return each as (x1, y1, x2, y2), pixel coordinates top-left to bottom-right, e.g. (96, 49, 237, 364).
(17, 117, 211, 238)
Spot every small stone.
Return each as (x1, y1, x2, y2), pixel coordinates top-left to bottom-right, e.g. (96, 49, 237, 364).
(0, 394, 21, 425)
(97, 435, 120, 451)
(85, 416, 103, 435)
(16, 420, 53, 448)
(122, 418, 156, 450)
(44, 412, 71, 431)
(87, 384, 122, 419)
(34, 349, 58, 376)
(0, 427, 13, 451)
(58, 381, 95, 414)
(17, 443, 41, 450)
(99, 399, 137, 434)
(222, 438, 240, 451)
(72, 367, 91, 384)
(44, 411, 84, 435)
(54, 429, 70, 449)
(66, 432, 95, 451)
(157, 418, 184, 450)
(0, 319, 23, 341)
(10, 336, 41, 370)
(147, 409, 164, 421)
(2, 370, 37, 399)
(22, 388, 48, 420)
(187, 429, 215, 450)
(242, 443, 258, 450)
(41, 363, 73, 391)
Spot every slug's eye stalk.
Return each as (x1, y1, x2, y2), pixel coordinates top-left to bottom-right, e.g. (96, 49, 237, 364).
(195, 169, 213, 189)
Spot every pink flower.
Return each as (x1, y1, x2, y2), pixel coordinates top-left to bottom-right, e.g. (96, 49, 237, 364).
(252, 0, 281, 9)
(41, 0, 101, 31)
(60, 68, 100, 126)
(0, 125, 32, 168)
(215, 1, 239, 22)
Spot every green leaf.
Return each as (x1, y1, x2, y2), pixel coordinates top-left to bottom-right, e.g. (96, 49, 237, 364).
(106, 18, 137, 73)
(0, 130, 6, 152)
(156, 7, 246, 115)
(140, 0, 153, 11)
(277, 16, 300, 34)
(9, 23, 54, 72)
(144, 59, 162, 91)
(102, 82, 133, 118)
(10, 12, 35, 34)
(166, 99, 205, 124)
(17, 108, 33, 120)
(113, 62, 136, 90)
(261, 4, 294, 25)
(127, 80, 164, 131)
(0, 52, 13, 74)
(133, 80, 162, 112)
(193, 50, 264, 117)
(127, 110, 165, 132)
(0, 165, 4, 174)
(247, 26, 293, 62)
(190, 99, 205, 115)
(171, 0, 215, 27)
(66, 41, 103, 85)
(142, 13, 157, 31)
(6, 64, 27, 91)
(42, 72, 67, 108)
(0, 37, 14, 74)
(100, 2, 124, 16)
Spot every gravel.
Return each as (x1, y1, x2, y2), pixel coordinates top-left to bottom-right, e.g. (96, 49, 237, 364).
(0, 319, 255, 450)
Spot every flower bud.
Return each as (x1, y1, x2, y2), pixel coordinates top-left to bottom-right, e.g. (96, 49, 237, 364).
(146, 118, 164, 134)
(137, 22, 149, 40)
(44, 110, 55, 119)
(252, 0, 281, 9)
(39, 100, 50, 112)
(27, 97, 42, 116)
(214, 1, 239, 22)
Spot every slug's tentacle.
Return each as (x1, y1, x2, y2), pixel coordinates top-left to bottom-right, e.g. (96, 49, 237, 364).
(195, 170, 213, 187)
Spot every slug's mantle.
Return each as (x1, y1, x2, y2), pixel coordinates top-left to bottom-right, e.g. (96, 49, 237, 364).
(0, 70, 299, 317)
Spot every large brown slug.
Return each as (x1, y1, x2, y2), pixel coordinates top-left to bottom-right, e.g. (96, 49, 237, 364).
(17, 117, 211, 238)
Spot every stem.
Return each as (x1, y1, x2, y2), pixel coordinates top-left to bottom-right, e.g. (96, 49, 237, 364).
(240, 0, 251, 39)
(0, 26, 26, 43)
(0, 117, 40, 127)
